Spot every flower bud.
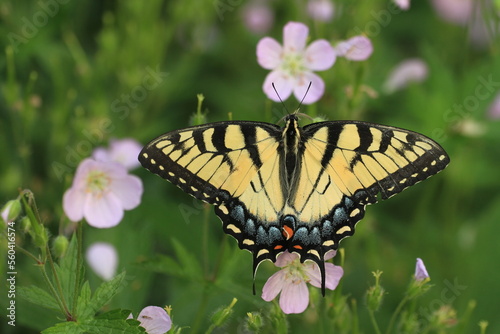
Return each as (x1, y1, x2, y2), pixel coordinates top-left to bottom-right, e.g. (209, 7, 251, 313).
(2, 199, 22, 223)
(52, 235, 69, 258)
(366, 270, 385, 311)
(245, 312, 263, 332)
(210, 298, 237, 327)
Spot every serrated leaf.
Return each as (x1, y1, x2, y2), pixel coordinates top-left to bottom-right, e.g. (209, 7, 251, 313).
(171, 238, 203, 280)
(54, 233, 84, 309)
(17, 285, 60, 311)
(80, 318, 146, 333)
(76, 281, 92, 320)
(91, 271, 127, 311)
(96, 308, 133, 320)
(41, 321, 83, 334)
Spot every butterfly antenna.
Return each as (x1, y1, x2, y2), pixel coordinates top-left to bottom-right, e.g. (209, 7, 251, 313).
(272, 83, 290, 124)
(296, 81, 312, 114)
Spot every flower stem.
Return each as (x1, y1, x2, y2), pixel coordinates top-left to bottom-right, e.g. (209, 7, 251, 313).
(368, 308, 382, 334)
(386, 294, 410, 334)
(40, 261, 71, 319)
(71, 222, 83, 319)
(45, 244, 71, 318)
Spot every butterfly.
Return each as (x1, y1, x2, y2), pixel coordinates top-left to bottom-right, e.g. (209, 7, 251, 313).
(139, 114, 449, 294)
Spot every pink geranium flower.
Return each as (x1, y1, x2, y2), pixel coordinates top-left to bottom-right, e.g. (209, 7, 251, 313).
(334, 36, 373, 61)
(261, 250, 343, 314)
(128, 306, 172, 334)
(63, 158, 143, 228)
(257, 21, 336, 104)
(92, 138, 142, 170)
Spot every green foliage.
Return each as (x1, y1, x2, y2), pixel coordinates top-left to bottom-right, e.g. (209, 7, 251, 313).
(1, 0, 500, 333)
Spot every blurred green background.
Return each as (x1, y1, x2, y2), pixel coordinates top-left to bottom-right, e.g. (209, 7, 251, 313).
(1, 0, 499, 333)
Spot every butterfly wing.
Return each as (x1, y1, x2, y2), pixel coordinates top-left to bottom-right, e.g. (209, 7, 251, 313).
(139, 121, 289, 265)
(287, 121, 449, 262)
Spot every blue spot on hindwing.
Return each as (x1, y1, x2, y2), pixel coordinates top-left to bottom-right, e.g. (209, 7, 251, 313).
(256, 226, 267, 245)
(310, 227, 321, 245)
(230, 205, 245, 223)
(333, 207, 347, 224)
(293, 227, 309, 245)
(268, 227, 282, 243)
(322, 220, 332, 238)
(245, 219, 255, 236)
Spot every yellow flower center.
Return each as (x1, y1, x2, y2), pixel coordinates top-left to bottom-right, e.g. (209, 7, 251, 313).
(281, 52, 305, 77)
(86, 170, 111, 197)
(284, 257, 310, 284)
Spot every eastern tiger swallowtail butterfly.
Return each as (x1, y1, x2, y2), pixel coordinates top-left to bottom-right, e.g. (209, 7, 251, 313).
(139, 114, 449, 294)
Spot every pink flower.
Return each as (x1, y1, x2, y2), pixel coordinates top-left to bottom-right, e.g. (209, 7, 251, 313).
(487, 92, 500, 120)
(334, 36, 373, 61)
(242, 0, 274, 34)
(86, 242, 118, 281)
(383, 58, 428, 93)
(415, 258, 430, 281)
(257, 21, 336, 104)
(261, 250, 343, 314)
(431, 0, 473, 25)
(92, 138, 142, 170)
(128, 306, 172, 334)
(63, 158, 143, 228)
(394, 0, 410, 10)
(307, 0, 335, 22)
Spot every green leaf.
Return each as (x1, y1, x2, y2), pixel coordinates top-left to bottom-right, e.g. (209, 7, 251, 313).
(140, 254, 183, 277)
(91, 271, 127, 311)
(95, 308, 133, 320)
(54, 233, 84, 309)
(42, 318, 145, 334)
(171, 238, 203, 280)
(41, 321, 83, 334)
(80, 319, 145, 333)
(17, 285, 60, 311)
(76, 281, 92, 321)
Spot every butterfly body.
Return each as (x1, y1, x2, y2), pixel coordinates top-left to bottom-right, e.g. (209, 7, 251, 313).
(140, 114, 449, 293)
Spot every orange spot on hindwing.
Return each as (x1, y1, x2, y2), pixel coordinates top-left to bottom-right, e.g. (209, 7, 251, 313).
(282, 224, 294, 240)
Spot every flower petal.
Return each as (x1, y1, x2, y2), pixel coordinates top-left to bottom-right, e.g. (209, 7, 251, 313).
(262, 270, 286, 301)
(335, 36, 373, 61)
(63, 187, 86, 222)
(109, 139, 143, 170)
(137, 306, 172, 334)
(84, 192, 123, 228)
(279, 280, 309, 314)
(257, 37, 283, 69)
(383, 58, 428, 93)
(274, 250, 298, 267)
(308, 263, 344, 290)
(262, 70, 294, 102)
(283, 22, 309, 53)
(109, 174, 143, 210)
(292, 71, 325, 104)
(415, 258, 430, 281)
(304, 39, 336, 70)
(86, 242, 118, 281)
